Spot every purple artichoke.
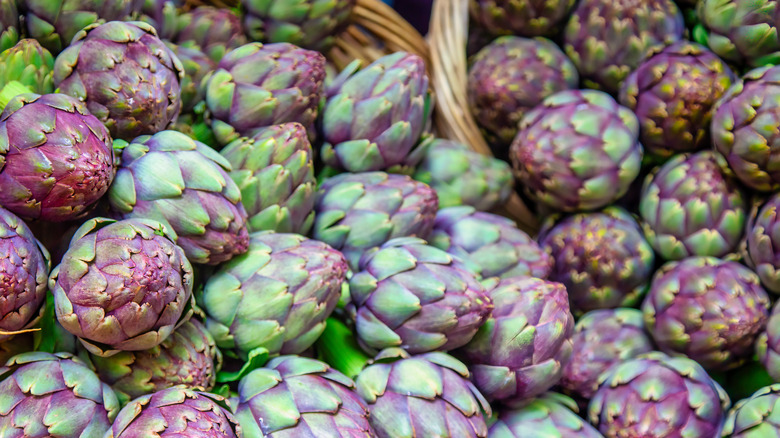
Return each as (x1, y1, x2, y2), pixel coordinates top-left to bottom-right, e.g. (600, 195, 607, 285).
(138, 0, 181, 41)
(489, 392, 605, 438)
(756, 300, 780, 382)
(746, 192, 780, 294)
(469, 0, 576, 37)
(722, 384, 780, 437)
(174, 6, 247, 64)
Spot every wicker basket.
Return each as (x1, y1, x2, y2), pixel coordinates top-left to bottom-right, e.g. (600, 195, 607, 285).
(428, 0, 539, 234)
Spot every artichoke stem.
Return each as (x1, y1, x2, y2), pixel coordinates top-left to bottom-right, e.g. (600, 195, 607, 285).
(316, 317, 371, 379)
(0, 81, 34, 110)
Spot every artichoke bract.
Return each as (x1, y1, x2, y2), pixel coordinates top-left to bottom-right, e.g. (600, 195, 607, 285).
(756, 300, 780, 382)
(723, 384, 780, 437)
(349, 237, 492, 355)
(204, 42, 326, 145)
(0, 352, 119, 437)
(469, 0, 575, 37)
(0, 39, 55, 95)
(355, 348, 491, 438)
(560, 308, 654, 401)
(510, 90, 643, 213)
(456, 276, 574, 406)
(174, 6, 247, 64)
(243, 0, 356, 52)
(639, 151, 746, 260)
(712, 65, 780, 192)
(321, 52, 429, 173)
(106, 386, 241, 437)
(619, 42, 734, 158)
(53, 21, 184, 141)
(0, 207, 49, 342)
(746, 193, 780, 294)
(51, 218, 194, 357)
(539, 207, 655, 314)
(89, 319, 221, 406)
(489, 393, 605, 438)
(413, 139, 513, 211)
(430, 206, 552, 280)
(313, 171, 439, 270)
(108, 130, 250, 266)
(199, 232, 348, 361)
(166, 41, 216, 114)
(563, 0, 684, 93)
(221, 123, 316, 235)
(235, 355, 374, 437)
(467, 36, 579, 151)
(0, 92, 115, 222)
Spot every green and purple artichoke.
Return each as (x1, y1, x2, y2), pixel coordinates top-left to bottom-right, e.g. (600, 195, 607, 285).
(53, 21, 184, 141)
(242, 0, 356, 52)
(138, 0, 181, 41)
(0, 352, 119, 437)
(51, 218, 194, 357)
(221, 123, 316, 235)
(0, 39, 55, 95)
(746, 193, 780, 294)
(430, 206, 553, 280)
(510, 89, 643, 212)
(108, 130, 250, 266)
(467, 36, 579, 150)
(0, 0, 17, 56)
(355, 348, 491, 438)
(348, 237, 492, 355)
(456, 276, 574, 406)
(0, 92, 115, 222)
(560, 308, 654, 400)
(321, 52, 429, 173)
(756, 300, 780, 382)
(204, 42, 326, 145)
(235, 355, 374, 437)
(619, 41, 734, 158)
(174, 6, 247, 64)
(469, 0, 576, 37)
(313, 171, 439, 269)
(539, 206, 655, 314)
(563, 0, 685, 93)
(722, 384, 780, 437)
(198, 232, 348, 361)
(165, 41, 216, 114)
(106, 386, 241, 437)
(489, 393, 605, 438)
(639, 151, 746, 260)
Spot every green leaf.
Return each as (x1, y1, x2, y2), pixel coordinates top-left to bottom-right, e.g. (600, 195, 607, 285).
(216, 347, 269, 383)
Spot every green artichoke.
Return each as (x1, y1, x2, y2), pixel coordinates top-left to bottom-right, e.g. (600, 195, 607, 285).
(746, 193, 780, 294)
(0, 39, 54, 95)
(355, 348, 491, 438)
(0, 0, 17, 55)
(469, 0, 576, 37)
(639, 151, 746, 260)
(221, 123, 316, 235)
(756, 300, 780, 381)
(489, 393, 605, 438)
(722, 384, 780, 437)
(0, 352, 119, 437)
(539, 206, 655, 314)
(588, 352, 729, 437)
(174, 6, 247, 64)
(108, 130, 250, 266)
(165, 41, 216, 114)
(321, 52, 429, 173)
(51, 218, 194, 357)
(235, 355, 374, 437)
(563, 0, 684, 93)
(619, 42, 734, 159)
(243, 0, 356, 52)
(53, 21, 184, 141)
(467, 36, 579, 151)
(510, 89, 643, 212)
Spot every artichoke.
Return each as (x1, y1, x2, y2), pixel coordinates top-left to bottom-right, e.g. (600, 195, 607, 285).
(756, 300, 780, 381)
(89, 319, 221, 406)
(313, 171, 439, 269)
(106, 386, 241, 437)
(53, 21, 184, 141)
(138, 0, 181, 41)
(456, 276, 574, 405)
(413, 138, 513, 211)
(243, 0, 356, 52)
(235, 355, 374, 437)
(50, 218, 194, 357)
(467, 36, 579, 150)
(0, 39, 55, 95)
(174, 6, 247, 64)
(563, 0, 684, 93)
(510, 89, 643, 212)
(221, 123, 316, 235)
(469, 0, 576, 37)
(0, 352, 119, 437)
(0, 0, 17, 56)
(746, 193, 780, 294)
(355, 348, 491, 438)
(198, 232, 348, 361)
(619, 41, 735, 158)
(588, 352, 729, 438)
(722, 384, 780, 437)
(430, 206, 552, 280)
(349, 237, 492, 355)
(639, 151, 746, 260)
(539, 206, 655, 314)
(560, 308, 654, 400)
(204, 42, 326, 145)
(165, 41, 216, 114)
(108, 130, 250, 266)
(711, 65, 780, 192)
(321, 52, 429, 173)
(0, 92, 115, 222)
(489, 393, 605, 438)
